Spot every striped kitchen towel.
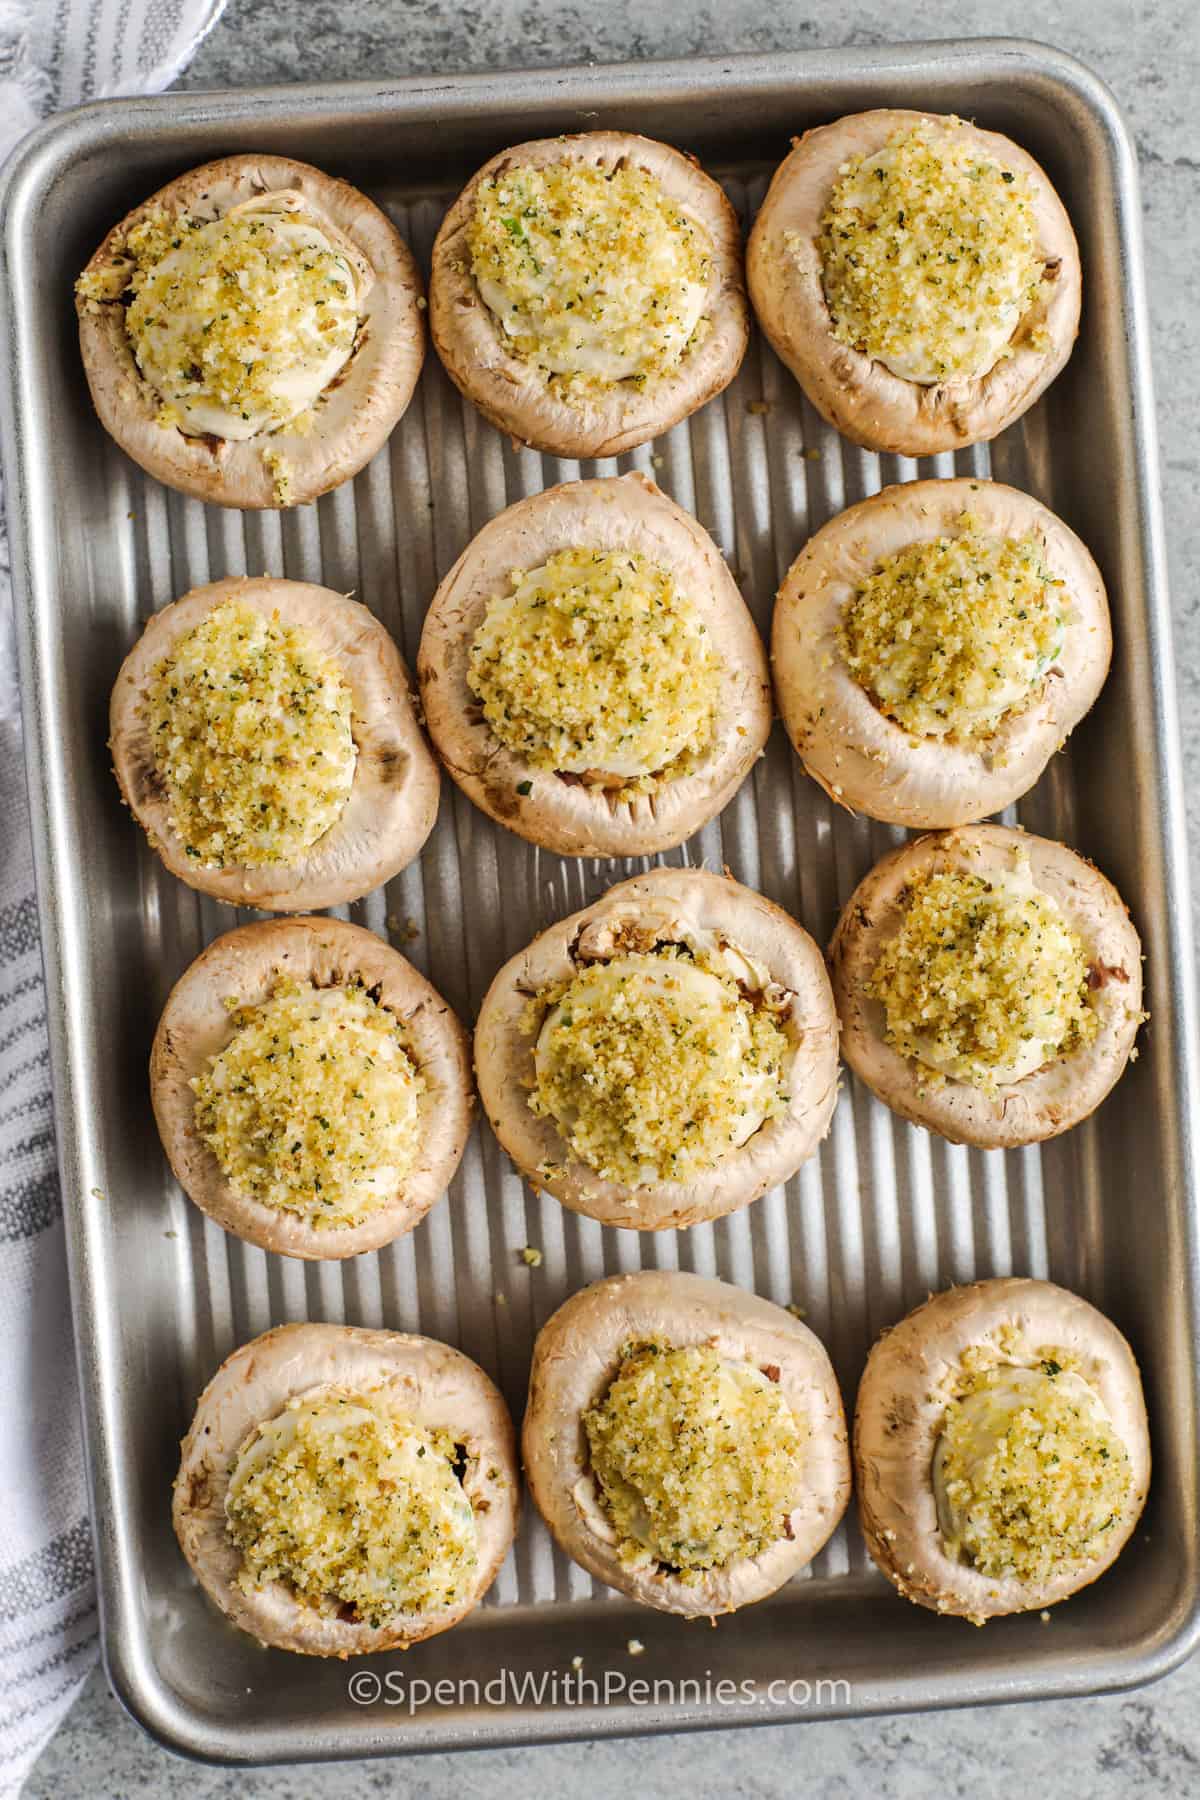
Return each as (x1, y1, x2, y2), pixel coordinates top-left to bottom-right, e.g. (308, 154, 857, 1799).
(0, 5, 227, 1790)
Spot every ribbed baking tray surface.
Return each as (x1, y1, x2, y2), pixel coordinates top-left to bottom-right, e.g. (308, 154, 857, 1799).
(1, 40, 1197, 1764)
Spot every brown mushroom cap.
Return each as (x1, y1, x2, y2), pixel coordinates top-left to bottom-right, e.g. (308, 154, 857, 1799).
(428, 131, 749, 457)
(151, 917, 473, 1259)
(110, 575, 439, 911)
(76, 154, 424, 508)
(853, 1277, 1150, 1620)
(475, 866, 840, 1229)
(174, 1322, 519, 1654)
(828, 825, 1144, 1148)
(417, 473, 771, 856)
(772, 479, 1111, 828)
(746, 110, 1081, 456)
(523, 1270, 850, 1617)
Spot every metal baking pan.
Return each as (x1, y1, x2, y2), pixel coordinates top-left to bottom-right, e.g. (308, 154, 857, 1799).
(1, 36, 1197, 1767)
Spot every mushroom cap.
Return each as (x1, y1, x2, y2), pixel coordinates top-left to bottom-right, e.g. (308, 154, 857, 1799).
(772, 479, 1111, 828)
(428, 131, 749, 457)
(523, 1270, 850, 1617)
(828, 825, 1144, 1149)
(746, 110, 1081, 456)
(475, 866, 840, 1229)
(174, 1322, 519, 1654)
(417, 473, 771, 856)
(76, 154, 424, 508)
(110, 575, 439, 911)
(853, 1277, 1150, 1620)
(151, 917, 473, 1259)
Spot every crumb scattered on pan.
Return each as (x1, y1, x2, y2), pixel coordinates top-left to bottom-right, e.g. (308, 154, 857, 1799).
(571, 1655, 584, 1672)
(627, 1638, 645, 1657)
(747, 399, 770, 416)
(1040, 1611, 1052, 1623)
(520, 1245, 543, 1268)
(787, 1302, 807, 1318)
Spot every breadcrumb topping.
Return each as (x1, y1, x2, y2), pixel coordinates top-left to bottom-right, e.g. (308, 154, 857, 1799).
(191, 978, 424, 1228)
(526, 946, 790, 1184)
(467, 547, 719, 784)
(868, 866, 1097, 1093)
(934, 1362, 1131, 1584)
(467, 160, 712, 391)
(813, 119, 1044, 385)
(147, 598, 356, 869)
(584, 1341, 804, 1575)
(226, 1391, 476, 1626)
(837, 517, 1065, 740)
(105, 195, 360, 439)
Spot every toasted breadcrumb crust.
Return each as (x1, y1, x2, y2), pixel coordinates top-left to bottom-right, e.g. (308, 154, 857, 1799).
(584, 1341, 804, 1575)
(191, 978, 424, 1229)
(147, 598, 356, 868)
(814, 120, 1044, 384)
(867, 867, 1097, 1094)
(467, 546, 719, 785)
(226, 1390, 476, 1626)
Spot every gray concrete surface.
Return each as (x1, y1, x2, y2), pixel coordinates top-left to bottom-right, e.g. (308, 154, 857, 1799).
(27, 0, 1200, 1793)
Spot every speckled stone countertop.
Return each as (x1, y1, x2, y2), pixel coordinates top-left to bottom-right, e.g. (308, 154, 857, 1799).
(27, 2, 1200, 1794)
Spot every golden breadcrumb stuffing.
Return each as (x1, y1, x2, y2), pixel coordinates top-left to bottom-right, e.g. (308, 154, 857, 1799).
(226, 1391, 476, 1625)
(147, 598, 356, 868)
(191, 978, 424, 1228)
(868, 867, 1097, 1093)
(467, 160, 712, 391)
(934, 1362, 1131, 1584)
(837, 518, 1065, 739)
(467, 547, 719, 785)
(813, 119, 1044, 384)
(112, 196, 360, 438)
(584, 1341, 804, 1575)
(525, 946, 789, 1184)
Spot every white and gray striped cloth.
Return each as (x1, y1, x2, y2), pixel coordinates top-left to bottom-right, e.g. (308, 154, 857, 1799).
(0, 5, 227, 1790)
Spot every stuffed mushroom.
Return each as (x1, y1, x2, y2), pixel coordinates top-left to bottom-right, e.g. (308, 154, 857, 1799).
(773, 479, 1110, 827)
(429, 131, 748, 457)
(829, 825, 1144, 1148)
(523, 1270, 850, 1617)
(110, 575, 438, 911)
(747, 111, 1080, 456)
(418, 473, 770, 856)
(174, 1322, 519, 1654)
(151, 917, 472, 1259)
(475, 867, 839, 1229)
(854, 1278, 1150, 1622)
(75, 154, 424, 507)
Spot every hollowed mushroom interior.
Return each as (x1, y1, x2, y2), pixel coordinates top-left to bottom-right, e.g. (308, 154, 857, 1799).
(225, 1386, 478, 1626)
(146, 597, 359, 870)
(79, 188, 371, 441)
(466, 545, 720, 794)
(836, 515, 1066, 742)
(190, 973, 426, 1231)
(866, 861, 1099, 1093)
(466, 158, 714, 394)
(930, 1350, 1133, 1585)
(520, 916, 799, 1185)
(808, 118, 1054, 385)
(574, 1339, 804, 1578)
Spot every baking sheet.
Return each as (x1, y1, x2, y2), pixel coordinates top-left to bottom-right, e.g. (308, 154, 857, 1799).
(1, 38, 1198, 1765)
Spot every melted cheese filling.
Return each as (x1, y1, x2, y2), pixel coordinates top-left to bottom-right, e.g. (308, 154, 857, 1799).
(467, 161, 712, 388)
(814, 120, 1043, 385)
(867, 866, 1097, 1094)
(125, 197, 360, 439)
(467, 547, 719, 780)
(933, 1363, 1131, 1585)
(529, 950, 789, 1185)
(583, 1342, 804, 1575)
(226, 1392, 477, 1625)
(837, 520, 1065, 740)
(147, 598, 356, 869)
(191, 980, 424, 1229)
